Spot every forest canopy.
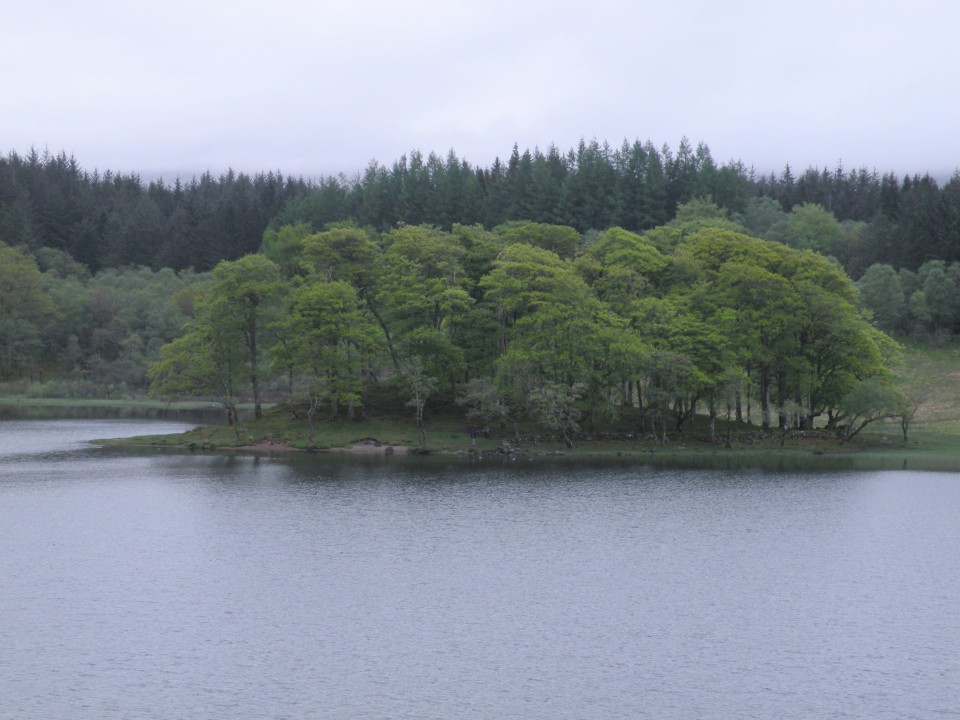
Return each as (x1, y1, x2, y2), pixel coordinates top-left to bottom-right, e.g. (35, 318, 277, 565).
(142, 220, 902, 445)
(3, 139, 960, 276)
(2, 139, 952, 442)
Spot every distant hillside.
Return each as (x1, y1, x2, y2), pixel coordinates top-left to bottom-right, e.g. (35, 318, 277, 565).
(3, 141, 960, 274)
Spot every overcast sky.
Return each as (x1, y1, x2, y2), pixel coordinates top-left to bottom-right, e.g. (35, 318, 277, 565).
(4, 0, 959, 182)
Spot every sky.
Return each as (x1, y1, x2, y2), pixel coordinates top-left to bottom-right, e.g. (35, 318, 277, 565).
(4, 0, 960, 182)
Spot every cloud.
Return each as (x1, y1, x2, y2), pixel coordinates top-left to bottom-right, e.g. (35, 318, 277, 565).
(3, 0, 960, 178)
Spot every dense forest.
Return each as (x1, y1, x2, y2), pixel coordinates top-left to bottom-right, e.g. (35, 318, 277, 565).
(0, 148, 309, 272)
(2, 139, 958, 442)
(142, 220, 911, 445)
(3, 139, 960, 275)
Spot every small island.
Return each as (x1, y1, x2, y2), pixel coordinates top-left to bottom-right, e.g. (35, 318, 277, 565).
(1, 145, 958, 471)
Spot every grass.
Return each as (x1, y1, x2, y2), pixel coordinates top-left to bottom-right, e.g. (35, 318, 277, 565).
(0, 397, 215, 410)
(0, 396, 267, 412)
(896, 337, 960, 435)
(11, 338, 960, 470)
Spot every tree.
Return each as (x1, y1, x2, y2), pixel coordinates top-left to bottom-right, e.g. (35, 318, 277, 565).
(481, 243, 633, 429)
(301, 226, 380, 292)
(895, 390, 923, 443)
(148, 313, 246, 430)
(0, 242, 53, 379)
(765, 203, 844, 253)
(528, 381, 585, 448)
(259, 222, 313, 278)
(457, 376, 513, 435)
(669, 197, 746, 236)
(204, 255, 282, 418)
(918, 260, 957, 335)
(574, 227, 667, 312)
(277, 278, 381, 441)
(398, 356, 438, 449)
(837, 376, 905, 442)
(908, 290, 932, 331)
(857, 264, 906, 332)
(742, 196, 787, 237)
(642, 197, 745, 255)
(375, 226, 473, 390)
(497, 221, 582, 259)
(677, 229, 894, 430)
(642, 349, 704, 441)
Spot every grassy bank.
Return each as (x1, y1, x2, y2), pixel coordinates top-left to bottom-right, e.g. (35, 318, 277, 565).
(101, 396, 960, 474)
(0, 397, 219, 410)
(11, 338, 960, 471)
(0, 396, 267, 411)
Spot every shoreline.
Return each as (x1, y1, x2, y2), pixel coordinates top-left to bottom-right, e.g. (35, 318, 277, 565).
(231, 438, 413, 456)
(100, 433, 960, 472)
(4, 397, 956, 471)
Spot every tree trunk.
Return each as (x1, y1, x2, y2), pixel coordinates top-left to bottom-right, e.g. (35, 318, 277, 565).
(777, 370, 787, 429)
(249, 324, 262, 420)
(708, 400, 716, 444)
(760, 371, 772, 430)
(725, 401, 733, 449)
(307, 395, 320, 445)
(415, 395, 426, 448)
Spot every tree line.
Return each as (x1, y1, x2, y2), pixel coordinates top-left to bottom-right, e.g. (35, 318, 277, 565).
(0, 243, 206, 394)
(147, 216, 906, 446)
(0, 148, 310, 272)
(0, 190, 938, 440)
(4, 141, 960, 278)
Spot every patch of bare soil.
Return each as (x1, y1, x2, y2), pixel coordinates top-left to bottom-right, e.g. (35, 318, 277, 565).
(232, 440, 299, 452)
(326, 438, 411, 455)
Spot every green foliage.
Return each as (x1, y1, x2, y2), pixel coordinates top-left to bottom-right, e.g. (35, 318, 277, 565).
(575, 227, 667, 311)
(527, 382, 585, 448)
(397, 356, 439, 448)
(670, 197, 746, 235)
(457, 377, 511, 428)
(0, 242, 53, 379)
(375, 225, 473, 386)
(259, 222, 313, 278)
(859, 259, 960, 339)
(497, 221, 582, 259)
(301, 226, 381, 292)
(908, 289, 932, 328)
(6, 145, 960, 287)
(8, 141, 958, 446)
(276, 277, 382, 437)
(857, 264, 905, 332)
(141, 218, 904, 444)
(148, 316, 246, 427)
(202, 255, 283, 418)
(741, 196, 787, 237)
(838, 376, 906, 442)
(766, 203, 844, 253)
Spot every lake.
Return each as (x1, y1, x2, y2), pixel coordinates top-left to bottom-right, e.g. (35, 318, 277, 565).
(1, 417, 958, 719)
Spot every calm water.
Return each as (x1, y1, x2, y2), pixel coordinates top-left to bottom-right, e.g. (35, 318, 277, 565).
(1, 418, 959, 719)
